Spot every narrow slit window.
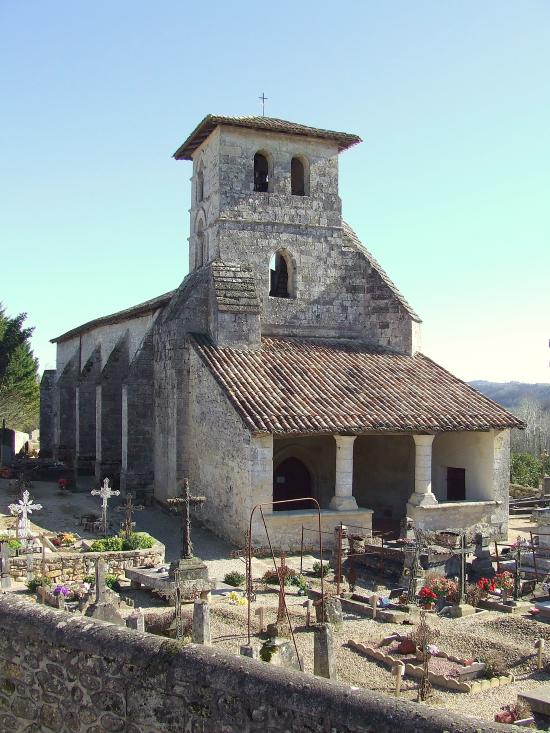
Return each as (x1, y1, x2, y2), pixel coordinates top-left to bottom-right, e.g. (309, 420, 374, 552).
(291, 157, 305, 196)
(254, 153, 269, 192)
(269, 251, 290, 298)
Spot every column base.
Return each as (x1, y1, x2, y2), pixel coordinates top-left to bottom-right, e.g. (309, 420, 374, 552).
(329, 495, 358, 511)
(407, 492, 437, 508)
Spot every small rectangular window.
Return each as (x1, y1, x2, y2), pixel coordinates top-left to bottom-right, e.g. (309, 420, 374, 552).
(447, 467, 465, 501)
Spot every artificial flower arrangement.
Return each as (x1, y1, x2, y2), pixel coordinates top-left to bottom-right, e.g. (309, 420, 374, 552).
(418, 575, 459, 607)
(52, 581, 91, 601)
(477, 571, 514, 597)
(51, 532, 77, 547)
(228, 590, 247, 606)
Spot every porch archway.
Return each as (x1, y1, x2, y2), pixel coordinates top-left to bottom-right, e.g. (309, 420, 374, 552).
(273, 456, 313, 511)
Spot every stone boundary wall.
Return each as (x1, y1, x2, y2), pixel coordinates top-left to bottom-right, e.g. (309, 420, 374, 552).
(0, 596, 512, 733)
(8, 542, 165, 582)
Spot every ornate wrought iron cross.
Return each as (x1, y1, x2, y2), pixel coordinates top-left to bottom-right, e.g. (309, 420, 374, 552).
(115, 492, 144, 539)
(91, 478, 120, 535)
(8, 489, 42, 541)
(167, 479, 206, 560)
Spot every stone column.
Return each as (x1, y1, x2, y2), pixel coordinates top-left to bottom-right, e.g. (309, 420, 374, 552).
(408, 434, 437, 507)
(330, 436, 358, 511)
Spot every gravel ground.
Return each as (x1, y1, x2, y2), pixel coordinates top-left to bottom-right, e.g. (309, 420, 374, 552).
(194, 576, 550, 725)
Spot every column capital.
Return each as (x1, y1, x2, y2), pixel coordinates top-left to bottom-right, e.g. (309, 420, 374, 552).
(412, 434, 435, 447)
(334, 435, 357, 448)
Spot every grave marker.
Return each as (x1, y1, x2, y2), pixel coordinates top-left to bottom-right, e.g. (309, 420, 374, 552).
(0, 542, 11, 589)
(192, 599, 211, 645)
(314, 623, 336, 680)
(91, 478, 120, 535)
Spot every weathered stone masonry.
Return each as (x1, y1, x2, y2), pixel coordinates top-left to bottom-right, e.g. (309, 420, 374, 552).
(0, 596, 513, 732)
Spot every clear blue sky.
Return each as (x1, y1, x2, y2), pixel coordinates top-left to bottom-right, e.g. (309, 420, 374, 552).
(2, 1, 549, 383)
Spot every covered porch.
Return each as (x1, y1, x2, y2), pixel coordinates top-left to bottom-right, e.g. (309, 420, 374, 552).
(253, 428, 509, 550)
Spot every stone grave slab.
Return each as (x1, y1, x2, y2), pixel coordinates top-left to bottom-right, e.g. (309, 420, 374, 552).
(518, 689, 550, 717)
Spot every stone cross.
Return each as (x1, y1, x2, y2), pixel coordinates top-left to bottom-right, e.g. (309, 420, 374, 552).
(95, 558, 108, 603)
(115, 492, 144, 539)
(91, 478, 120, 535)
(8, 490, 42, 541)
(167, 479, 205, 560)
(0, 542, 11, 589)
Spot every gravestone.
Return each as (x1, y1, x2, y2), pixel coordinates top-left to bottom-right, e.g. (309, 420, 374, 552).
(314, 596, 343, 630)
(0, 543, 11, 589)
(314, 623, 336, 679)
(126, 608, 145, 632)
(85, 558, 124, 625)
(192, 599, 211, 645)
(259, 636, 301, 671)
(470, 533, 495, 579)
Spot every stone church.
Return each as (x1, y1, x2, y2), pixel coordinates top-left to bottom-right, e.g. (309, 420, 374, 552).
(40, 114, 523, 547)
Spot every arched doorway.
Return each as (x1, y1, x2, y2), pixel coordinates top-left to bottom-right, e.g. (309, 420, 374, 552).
(273, 457, 313, 510)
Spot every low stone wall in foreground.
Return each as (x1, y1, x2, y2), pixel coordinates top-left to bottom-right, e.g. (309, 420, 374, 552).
(0, 595, 513, 732)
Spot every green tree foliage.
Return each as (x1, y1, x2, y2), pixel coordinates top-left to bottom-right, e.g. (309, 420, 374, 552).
(0, 305, 40, 432)
(510, 451, 550, 488)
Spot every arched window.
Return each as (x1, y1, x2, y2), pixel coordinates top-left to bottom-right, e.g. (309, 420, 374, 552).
(291, 157, 306, 196)
(254, 152, 269, 192)
(269, 250, 291, 298)
(196, 219, 205, 268)
(196, 166, 204, 202)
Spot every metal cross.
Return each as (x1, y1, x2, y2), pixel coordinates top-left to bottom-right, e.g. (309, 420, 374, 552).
(259, 92, 268, 116)
(8, 490, 42, 541)
(115, 492, 144, 539)
(451, 533, 472, 605)
(91, 478, 120, 535)
(407, 528, 429, 603)
(167, 478, 206, 560)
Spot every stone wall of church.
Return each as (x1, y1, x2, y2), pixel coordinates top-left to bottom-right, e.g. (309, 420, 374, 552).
(76, 346, 101, 474)
(153, 270, 210, 499)
(39, 370, 56, 458)
(121, 330, 155, 494)
(187, 346, 253, 544)
(95, 335, 129, 485)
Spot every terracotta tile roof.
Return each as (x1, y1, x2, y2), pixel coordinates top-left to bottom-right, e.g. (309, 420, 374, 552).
(211, 261, 260, 314)
(173, 115, 362, 160)
(191, 335, 524, 435)
(342, 222, 421, 323)
(51, 290, 175, 343)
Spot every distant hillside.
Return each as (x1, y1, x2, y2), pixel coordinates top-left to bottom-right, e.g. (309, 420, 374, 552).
(469, 381, 550, 410)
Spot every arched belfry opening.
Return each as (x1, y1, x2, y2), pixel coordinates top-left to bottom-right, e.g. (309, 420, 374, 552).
(196, 218, 206, 267)
(291, 156, 307, 196)
(273, 457, 314, 510)
(254, 152, 269, 192)
(269, 250, 292, 298)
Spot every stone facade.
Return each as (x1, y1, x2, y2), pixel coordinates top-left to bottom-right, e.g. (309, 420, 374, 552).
(42, 115, 520, 545)
(0, 596, 516, 733)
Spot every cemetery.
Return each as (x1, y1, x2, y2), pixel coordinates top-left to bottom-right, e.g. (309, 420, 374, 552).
(3, 472, 550, 729)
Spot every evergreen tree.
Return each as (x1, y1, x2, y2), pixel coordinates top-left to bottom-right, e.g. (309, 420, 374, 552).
(0, 305, 40, 432)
